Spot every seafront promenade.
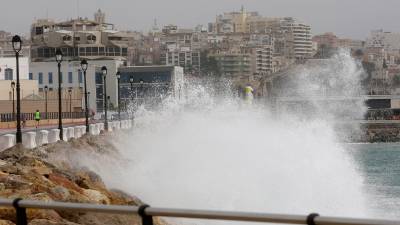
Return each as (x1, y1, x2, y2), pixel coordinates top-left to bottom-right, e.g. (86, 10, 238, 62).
(0, 119, 133, 151)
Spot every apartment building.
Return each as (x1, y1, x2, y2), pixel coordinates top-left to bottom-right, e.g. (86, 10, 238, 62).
(366, 29, 400, 51)
(281, 17, 313, 60)
(29, 10, 129, 112)
(159, 25, 204, 74)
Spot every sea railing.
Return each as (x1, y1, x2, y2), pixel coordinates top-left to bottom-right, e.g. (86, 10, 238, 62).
(0, 198, 399, 225)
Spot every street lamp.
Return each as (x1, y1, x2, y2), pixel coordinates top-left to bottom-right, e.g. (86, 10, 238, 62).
(11, 81, 15, 121)
(44, 85, 48, 119)
(12, 35, 22, 143)
(102, 66, 108, 130)
(55, 48, 63, 140)
(139, 79, 144, 105)
(80, 59, 89, 133)
(129, 75, 134, 101)
(116, 71, 121, 120)
(68, 88, 72, 119)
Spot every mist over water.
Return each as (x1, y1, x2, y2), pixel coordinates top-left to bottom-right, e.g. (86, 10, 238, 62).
(79, 51, 375, 219)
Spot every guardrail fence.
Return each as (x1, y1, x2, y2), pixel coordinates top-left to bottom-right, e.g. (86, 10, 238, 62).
(0, 112, 85, 122)
(0, 198, 399, 225)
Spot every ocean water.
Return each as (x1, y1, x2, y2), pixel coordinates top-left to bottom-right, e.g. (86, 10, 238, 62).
(349, 143, 400, 219)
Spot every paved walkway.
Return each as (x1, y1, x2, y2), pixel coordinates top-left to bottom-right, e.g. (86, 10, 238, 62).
(0, 121, 88, 135)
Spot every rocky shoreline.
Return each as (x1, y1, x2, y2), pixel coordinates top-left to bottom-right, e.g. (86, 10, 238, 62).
(0, 134, 161, 225)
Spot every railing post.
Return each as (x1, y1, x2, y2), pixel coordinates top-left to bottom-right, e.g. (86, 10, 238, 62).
(306, 213, 319, 225)
(13, 198, 27, 225)
(138, 204, 153, 225)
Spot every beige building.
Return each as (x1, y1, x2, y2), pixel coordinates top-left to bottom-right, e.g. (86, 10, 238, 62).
(0, 80, 38, 101)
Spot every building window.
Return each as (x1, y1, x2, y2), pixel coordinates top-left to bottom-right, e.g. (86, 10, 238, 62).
(29, 73, 33, 80)
(63, 35, 72, 41)
(68, 72, 73, 83)
(38, 72, 43, 84)
(4, 68, 13, 80)
(48, 72, 53, 84)
(87, 35, 96, 42)
(78, 71, 83, 83)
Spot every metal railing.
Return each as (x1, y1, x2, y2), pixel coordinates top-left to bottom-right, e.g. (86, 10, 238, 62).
(0, 198, 399, 225)
(0, 112, 85, 122)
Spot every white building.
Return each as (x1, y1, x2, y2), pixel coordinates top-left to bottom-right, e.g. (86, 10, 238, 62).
(0, 57, 29, 80)
(366, 29, 400, 51)
(29, 59, 124, 112)
(281, 17, 313, 60)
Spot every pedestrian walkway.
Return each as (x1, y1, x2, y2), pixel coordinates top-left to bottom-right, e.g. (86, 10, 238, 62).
(0, 121, 86, 135)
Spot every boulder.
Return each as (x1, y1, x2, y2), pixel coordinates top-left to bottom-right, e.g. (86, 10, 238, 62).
(82, 189, 110, 204)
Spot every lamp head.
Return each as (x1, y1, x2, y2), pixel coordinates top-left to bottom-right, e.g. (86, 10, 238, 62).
(12, 35, 22, 53)
(80, 59, 88, 72)
(101, 66, 107, 76)
(55, 48, 63, 63)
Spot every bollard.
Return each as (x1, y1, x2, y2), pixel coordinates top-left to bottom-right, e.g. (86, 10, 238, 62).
(68, 127, 75, 140)
(36, 130, 49, 146)
(48, 129, 60, 143)
(115, 121, 121, 130)
(99, 123, 104, 131)
(74, 126, 82, 138)
(81, 126, 86, 135)
(22, 132, 37, 149)
(96, 123, 102, 134)
(89, 124, 97, 136)
(0, 134, 16, 151)
(62, 128, 69, 141)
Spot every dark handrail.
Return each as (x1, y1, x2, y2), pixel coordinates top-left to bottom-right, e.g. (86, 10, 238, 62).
(0, 198, 399, 225)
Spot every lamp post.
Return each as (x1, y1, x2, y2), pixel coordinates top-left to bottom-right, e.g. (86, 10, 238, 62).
(56, 48, 63, 140)
(116, 71, 121, 120)
(68, 88, 72, 119)
(80, 59, 89, 132)
(102, 66, 108, 130)
(87, 92, 90, 109)
(139, 79, 144, 105)
(11, 81, 15, 121)
(12, 35, 22, 143)
(44, 85, 48, 119)
(129, 75, 134, 101)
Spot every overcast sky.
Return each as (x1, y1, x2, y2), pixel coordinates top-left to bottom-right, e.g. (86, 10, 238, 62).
(2, 0, 399, 39)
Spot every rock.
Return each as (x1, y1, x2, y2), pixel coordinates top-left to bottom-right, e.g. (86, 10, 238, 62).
(0, 160, 7, 167)
(0, 135, 153, 225)
(74, 170, 106, 191)
(48, 174, 83, 195)
(30, 219, 80, 225)
(0, 220, 14, 225)
(31, 167, 52, 176)
(82, 189, 110, 204)
(50, 186, 70, 201)
(108, 189, 141, 205)
(0, 174, 32, 190)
